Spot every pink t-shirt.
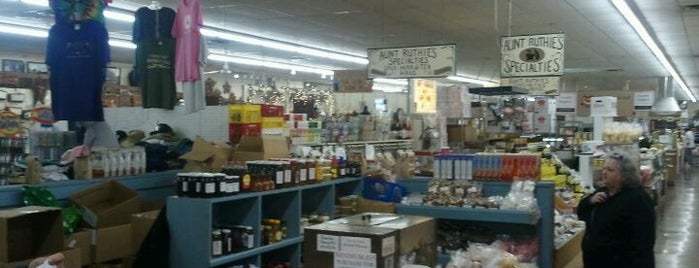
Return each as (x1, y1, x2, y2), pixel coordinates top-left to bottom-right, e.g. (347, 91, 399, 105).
(172, 0, 202, 82)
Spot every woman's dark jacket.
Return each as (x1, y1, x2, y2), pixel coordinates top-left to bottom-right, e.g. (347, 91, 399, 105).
(577, 186, 655, 268)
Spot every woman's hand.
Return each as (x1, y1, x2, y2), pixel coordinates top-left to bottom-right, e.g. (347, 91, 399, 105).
(28, 253, 64, 268)
(589, 192, 608, 205)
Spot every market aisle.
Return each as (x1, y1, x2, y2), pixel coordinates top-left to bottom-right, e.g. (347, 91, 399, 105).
(654, 166, 699, 267)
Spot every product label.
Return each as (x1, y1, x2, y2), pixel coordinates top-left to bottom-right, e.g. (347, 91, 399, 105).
(242, 174, 251, 189)
(284, 170, 292, 183)
(300, 169, 307, 182)
(205, 183, 216, 194)
(195, 182, 202, 193)
(318, 234, 340, 252)
(181, 181, 188, 192)
(227, 237, 232, 252)
(276, 171, 284, 184)
(243, 233, 253, 249)
(212, 240, 222, 256)
(309, 169, 316, 180)
(219, 181, 227, 193)
(340, 236, 371, 253)
(334, 252, 376, 268)
(341, 168, 346, 176)
(232, 182, 240, 193)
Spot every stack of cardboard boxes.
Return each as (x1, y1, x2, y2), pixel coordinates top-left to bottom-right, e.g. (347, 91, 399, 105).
(62, 180, 160, 267)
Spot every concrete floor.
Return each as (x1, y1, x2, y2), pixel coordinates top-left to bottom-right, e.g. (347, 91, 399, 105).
(565, 165, 698, 268)
(654, 165, 698, 268)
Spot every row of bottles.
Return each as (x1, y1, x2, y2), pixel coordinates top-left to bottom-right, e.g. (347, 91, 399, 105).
(91, 147, 147, 178)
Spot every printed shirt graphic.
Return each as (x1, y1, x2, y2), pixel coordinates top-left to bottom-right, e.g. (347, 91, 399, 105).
(172, 0, 203, 82)
(136, 39, 176, 109)
(46, 20, 110, 121)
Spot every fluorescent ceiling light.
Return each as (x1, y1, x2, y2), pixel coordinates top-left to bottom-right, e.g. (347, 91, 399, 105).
(108, 39, 136, 49)
(208, 54, 334, 76)
(447, 76, 498, 87)
(611, 0, 696, 102)
(373, 78, 409, 86)
(0, 24, 48, 37)
(200, 28, 368, 65)
(373, 86, 407, 93)
(104, 10, 135, 23)
(20, 0, 48, 7)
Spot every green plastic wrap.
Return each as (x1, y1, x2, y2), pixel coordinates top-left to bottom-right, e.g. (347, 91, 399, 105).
(21, 186, 82, 234)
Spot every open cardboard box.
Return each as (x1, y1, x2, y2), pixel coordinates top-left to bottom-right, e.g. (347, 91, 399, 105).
(0, 247, 81, 268)
(130, 210, 161, 255)
(179, 136, 233, 172)
(0, 206, 64, 263)
(68, 180, 140, 228)
(231, 135, 289, 161)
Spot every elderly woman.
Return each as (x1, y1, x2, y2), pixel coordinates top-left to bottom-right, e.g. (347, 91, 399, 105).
(577, 152, 656, 268)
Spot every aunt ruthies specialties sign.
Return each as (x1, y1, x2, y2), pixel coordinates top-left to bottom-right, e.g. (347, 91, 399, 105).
(367, 44, 456, 79)
(501, 33, 565, 77)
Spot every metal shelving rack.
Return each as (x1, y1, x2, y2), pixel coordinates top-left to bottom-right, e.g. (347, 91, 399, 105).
(167, 177, 363, 268)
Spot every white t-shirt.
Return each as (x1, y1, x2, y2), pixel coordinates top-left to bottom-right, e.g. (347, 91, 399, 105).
(686, 130, 695, 148)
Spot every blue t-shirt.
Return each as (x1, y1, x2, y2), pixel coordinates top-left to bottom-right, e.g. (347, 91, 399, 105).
(133, 7, 176, 43)
(46, 20, 110, 121)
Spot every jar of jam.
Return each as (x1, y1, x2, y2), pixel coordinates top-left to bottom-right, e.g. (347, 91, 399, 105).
(273, 162, 284, 189)
(211, 229, 223, 257)
(221, 228, 232, 255)
(298, 159, 308, 185)
(306, 157, 315, 184)
(176, 172, 189, 197)
(202, 173, 216, 197)
(192, 173, 203, 198)
(214, 173, 226, 197)
(282, 161, 292, 187)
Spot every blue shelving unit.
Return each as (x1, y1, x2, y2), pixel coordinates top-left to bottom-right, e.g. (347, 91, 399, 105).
(395, 178, 555, 268)
(167, 177, 362, 268)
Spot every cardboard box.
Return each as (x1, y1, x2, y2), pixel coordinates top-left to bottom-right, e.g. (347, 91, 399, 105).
(304, 213, 436, 268)
(65, 229, 92, 266)
(231, 136, 289, 161)
(356, 198, 396, 214)
(69, 180, 140, 228)
(0, 248, 81, 268)
(555, 229, 584, 268)
(0, 206, 64, 262)
(304, 221, 400, 268)
(130, 210, 160, 255)
(180, 136, 233, 172)
(91, 224, 132, 263)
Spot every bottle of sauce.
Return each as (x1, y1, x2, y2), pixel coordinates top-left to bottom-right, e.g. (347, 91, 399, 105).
(330, 156, 339, 180)
(298, 159, 308, 185)
(274, 162, 284, 189)
(315, 157, 323, 183)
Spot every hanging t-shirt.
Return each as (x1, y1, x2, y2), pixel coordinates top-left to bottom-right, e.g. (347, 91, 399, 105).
(133, 7, 176, 43)
(50, 0, 106, 24)
(133, 6, 177, 110)
(46, 20, 110, 121)
(136, 39, 177, 109)
(172, 0, 203, 82)
(182, 37, 208, 114)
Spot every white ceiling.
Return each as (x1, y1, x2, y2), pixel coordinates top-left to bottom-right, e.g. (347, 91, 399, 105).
(1, 0, 698, 99)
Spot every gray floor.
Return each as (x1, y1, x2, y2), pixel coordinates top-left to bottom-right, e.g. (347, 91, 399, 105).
(654, 165, 699, 267)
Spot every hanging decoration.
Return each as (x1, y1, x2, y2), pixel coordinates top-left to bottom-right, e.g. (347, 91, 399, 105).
(245, 84, 335, 115)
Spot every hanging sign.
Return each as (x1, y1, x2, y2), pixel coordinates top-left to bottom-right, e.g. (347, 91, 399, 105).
(334, 70, 373, 93)
(634, 91, 655, 111)
(500, 76, 561, 95)
(367, 44, 456, 79)
(412, 79, 437, 113)
(501, 33, 565, 77)
(556, 92, 577, 114)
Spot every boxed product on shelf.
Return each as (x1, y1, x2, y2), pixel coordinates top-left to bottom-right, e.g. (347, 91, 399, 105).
(261, 117, 285, 128)
(231, 136, 289, 162)
(283, 113, 306, 122)
(68, 180, 141, 228)
(228, 123, 262, 143)
(0, 206, 64, 263)
(228, 104, 262, 123)
(261, 104, 284, 117)
(180, 136, 233, 173)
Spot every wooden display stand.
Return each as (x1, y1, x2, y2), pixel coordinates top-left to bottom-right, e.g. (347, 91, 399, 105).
(554, 230, 584, 268)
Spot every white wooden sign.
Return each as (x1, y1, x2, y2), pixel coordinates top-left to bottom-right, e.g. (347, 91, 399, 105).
(556, 91, 577, 114)
(367, 44, 456, 78)
(634, 91, 655, 111)
(501, 33, 565, 77)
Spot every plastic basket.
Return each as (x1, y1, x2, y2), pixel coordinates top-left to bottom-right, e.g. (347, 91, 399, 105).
(362, 178, 407, 203)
